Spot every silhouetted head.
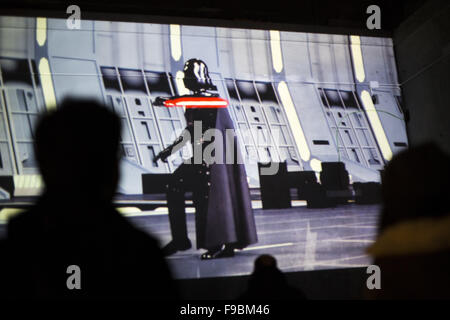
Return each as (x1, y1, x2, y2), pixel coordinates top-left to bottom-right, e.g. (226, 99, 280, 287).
(35, 98, 121, 204)
(183, 59, 217, 94)
(254, 254, 278, 273)
(380, 143, 450, 231)
(248, 254, 287, 294)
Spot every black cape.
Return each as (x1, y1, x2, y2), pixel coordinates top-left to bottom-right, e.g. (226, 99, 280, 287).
(185, 107, 258, 250)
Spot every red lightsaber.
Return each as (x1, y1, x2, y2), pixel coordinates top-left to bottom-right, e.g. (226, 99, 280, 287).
(163, 96, 228, 108)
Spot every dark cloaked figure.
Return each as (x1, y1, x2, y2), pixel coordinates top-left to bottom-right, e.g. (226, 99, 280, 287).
(0, 99, 177, 300)
(239, 255, 306, 300)
(154, 59, 257, 259)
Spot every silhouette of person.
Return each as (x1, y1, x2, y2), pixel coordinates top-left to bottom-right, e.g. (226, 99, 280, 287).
(239, 254, 306, 300)
(153, 59, 257, 259)
(0, 99, 178, 300)
(366, 143, 450, 299)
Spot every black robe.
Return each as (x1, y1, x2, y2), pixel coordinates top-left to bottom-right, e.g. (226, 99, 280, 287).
(178, 107, 258, 250)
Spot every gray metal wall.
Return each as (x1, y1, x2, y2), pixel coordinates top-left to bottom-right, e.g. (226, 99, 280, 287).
(0, 16, 408, 194)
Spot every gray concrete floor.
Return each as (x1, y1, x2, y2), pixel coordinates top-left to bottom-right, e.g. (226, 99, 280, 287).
(128, 203, 379, 279)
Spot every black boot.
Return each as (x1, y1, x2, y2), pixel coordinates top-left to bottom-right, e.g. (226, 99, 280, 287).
(163, 239, 192, 256)
(201, 244, 235, 260)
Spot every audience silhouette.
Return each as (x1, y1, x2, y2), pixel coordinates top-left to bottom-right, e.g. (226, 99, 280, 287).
(367, 143, 450, 299)
(5, 99, 449, 300)
(0, 99, 178, 299)
(239, 254, 306, 300)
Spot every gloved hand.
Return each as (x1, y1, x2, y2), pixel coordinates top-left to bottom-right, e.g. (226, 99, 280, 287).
(153, 96, 168, 107)
(153, 148, 172, 164)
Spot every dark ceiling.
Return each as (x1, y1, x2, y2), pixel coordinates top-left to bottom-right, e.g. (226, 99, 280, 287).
(1, 0, 429, 34)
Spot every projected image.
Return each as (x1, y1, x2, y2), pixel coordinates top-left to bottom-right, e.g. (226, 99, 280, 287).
(0, 16, 408, 278)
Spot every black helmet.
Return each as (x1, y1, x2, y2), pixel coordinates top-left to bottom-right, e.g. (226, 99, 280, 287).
(183, 59, 217, 93)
